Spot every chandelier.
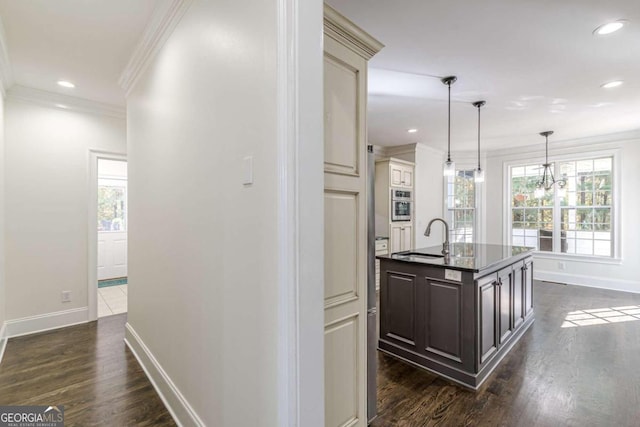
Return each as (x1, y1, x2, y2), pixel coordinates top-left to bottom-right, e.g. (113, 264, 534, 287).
(534, 131, 566, 198)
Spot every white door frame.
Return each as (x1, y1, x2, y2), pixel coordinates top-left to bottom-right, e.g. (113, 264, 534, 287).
(276, 0, 325, 425)
(88, 150, 127, 321)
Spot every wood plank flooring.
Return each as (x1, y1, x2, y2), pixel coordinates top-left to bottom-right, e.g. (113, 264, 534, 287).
(0, 314, 175, 427)
(1, 281, 639, 426)
(372, 280, 640, 427)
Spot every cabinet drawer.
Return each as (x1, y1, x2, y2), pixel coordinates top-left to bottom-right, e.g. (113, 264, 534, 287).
(375, 240, 388, 252)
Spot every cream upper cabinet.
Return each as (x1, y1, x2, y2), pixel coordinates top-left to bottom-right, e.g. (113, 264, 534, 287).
(323, 5, 383, 427)
(390, 163, 413, 188)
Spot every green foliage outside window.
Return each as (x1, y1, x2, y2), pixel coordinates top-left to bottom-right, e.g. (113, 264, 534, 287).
(98, 186, 127, 231)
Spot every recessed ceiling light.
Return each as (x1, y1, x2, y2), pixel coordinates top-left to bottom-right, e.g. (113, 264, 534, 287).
(601, 80, 623, 89)
(57, 80, 75, 88)
(55, 104, 68, 109)
(589, 102, 613, 108)
(407, 128, 418, 133)
(593, 20, 627, 36)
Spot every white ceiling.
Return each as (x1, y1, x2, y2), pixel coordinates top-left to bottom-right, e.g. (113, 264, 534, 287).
(0, 0, 637, 148)
(0, 0, 160, 106)
(328, 0, 640, 151)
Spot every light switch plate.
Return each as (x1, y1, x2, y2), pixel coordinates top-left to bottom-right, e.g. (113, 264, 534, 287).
(61, 291, 72, 303)
(243, 156, 253, 185)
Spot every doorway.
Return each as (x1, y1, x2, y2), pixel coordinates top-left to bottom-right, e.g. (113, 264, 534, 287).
(96, 158, 128, 317)
(88, 151, 127, 321)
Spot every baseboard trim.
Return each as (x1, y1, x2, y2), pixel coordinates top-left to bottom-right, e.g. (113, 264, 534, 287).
(124, 323, 204, 427)
(0, 322, 7, 365)
(535, 270, 640, 294)
(5, 307, 89, 338)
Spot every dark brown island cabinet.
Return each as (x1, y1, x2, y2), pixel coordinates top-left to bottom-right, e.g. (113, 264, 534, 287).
(377, 243, 534, 389)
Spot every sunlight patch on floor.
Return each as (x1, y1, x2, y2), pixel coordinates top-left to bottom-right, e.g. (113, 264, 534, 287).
(561, 305, 640, 328)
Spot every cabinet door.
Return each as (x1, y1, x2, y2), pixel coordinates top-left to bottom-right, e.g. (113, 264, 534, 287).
(390, 224, 403, 253)
(524, 258, 534, 317)
(512, 263, 525, 330)
(478, 275, 499, 367)
(401, 165, 413, 188)
(390, 223, 411, 253)
(390, 164, 403, 186)
(401, 224, 413, 251)
(498, 267, 513, 344)
(390, 163, 413, 188)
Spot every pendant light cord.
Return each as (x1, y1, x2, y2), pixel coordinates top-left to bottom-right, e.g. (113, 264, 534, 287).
(472, 100, 485, 170)
(477, 105, 481, 169)
(447, 81, 451, 162)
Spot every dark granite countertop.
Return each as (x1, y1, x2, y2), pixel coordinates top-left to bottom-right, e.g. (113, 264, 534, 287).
(377, 243, 533, 273)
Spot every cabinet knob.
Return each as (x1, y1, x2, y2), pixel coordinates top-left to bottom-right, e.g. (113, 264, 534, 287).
(497, 278, 503, 286)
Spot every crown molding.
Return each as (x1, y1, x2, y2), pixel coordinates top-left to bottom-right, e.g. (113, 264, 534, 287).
(376, 142, 445, 159)
(0, 14, 14, 96)
(485, 129, 640, 159)
(324, 4, 384, 60)
(415, 142, 445, 156)
(119, 0, 194, 95)
(7, 85, 125, 119)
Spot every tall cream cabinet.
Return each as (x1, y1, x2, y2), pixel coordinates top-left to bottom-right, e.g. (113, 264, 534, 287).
(323, 5, 383, 427)
(375, 158, 415, 253)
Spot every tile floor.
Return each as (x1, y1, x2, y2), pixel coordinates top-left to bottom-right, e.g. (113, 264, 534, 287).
(98, 284, 127, 317)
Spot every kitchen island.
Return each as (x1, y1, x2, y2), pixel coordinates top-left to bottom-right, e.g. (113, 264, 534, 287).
(377, 243, 534, 389)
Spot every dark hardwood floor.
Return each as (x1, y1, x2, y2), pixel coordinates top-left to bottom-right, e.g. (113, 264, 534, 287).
(372, 280, 640, 427)
(2, 281, 639, 426)
(0, 314, 175, 427)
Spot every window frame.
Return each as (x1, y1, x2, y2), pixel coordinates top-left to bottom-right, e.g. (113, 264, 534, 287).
(444, 167, 482, 244)
(503, 148, 621, 263)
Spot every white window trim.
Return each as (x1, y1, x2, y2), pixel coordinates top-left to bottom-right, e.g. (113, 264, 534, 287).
(503, 148, 622, 263)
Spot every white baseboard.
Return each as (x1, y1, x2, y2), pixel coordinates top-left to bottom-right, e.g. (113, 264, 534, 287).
(5, 307, 89, 338)
(0, 322, 7, 365)
(535, 270, 640, 294)
(124, 323, 204, 427)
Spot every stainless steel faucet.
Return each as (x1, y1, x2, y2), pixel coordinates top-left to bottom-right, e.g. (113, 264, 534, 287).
(424, 218, 450, 257)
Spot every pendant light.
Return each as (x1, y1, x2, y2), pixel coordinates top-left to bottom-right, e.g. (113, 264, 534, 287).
(472, 100, 486, 183)
(534, 131, 566, 198)
(442, 76, 457, 176)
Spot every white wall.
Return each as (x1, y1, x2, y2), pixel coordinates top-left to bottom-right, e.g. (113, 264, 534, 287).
(98, 158, 127, 178)
(126, 0, 284, 425)
(484, 133, 640, 293)
(0, 95, 6, 341)
(413, 143, 447, 248)
(4, 99, 126, 320)
(381, 143, 448, 248)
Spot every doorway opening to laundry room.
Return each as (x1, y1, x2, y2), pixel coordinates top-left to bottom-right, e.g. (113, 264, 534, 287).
(96, 158, 128, 318)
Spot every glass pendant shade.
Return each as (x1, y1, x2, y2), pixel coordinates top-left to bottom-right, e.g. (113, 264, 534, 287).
(557, 185, 567, 198)
(443, 160, 456, 176)
(534, 186, 545, 199)
(474, 168, 485, 183)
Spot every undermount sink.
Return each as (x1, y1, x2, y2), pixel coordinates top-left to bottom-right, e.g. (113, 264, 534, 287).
(394, 252, 444, 259)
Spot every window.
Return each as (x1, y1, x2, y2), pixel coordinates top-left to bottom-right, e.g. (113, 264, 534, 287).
(98, 178, 127, 232)
(446, 170, 476, 243)
(509, 156, 614, 257)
